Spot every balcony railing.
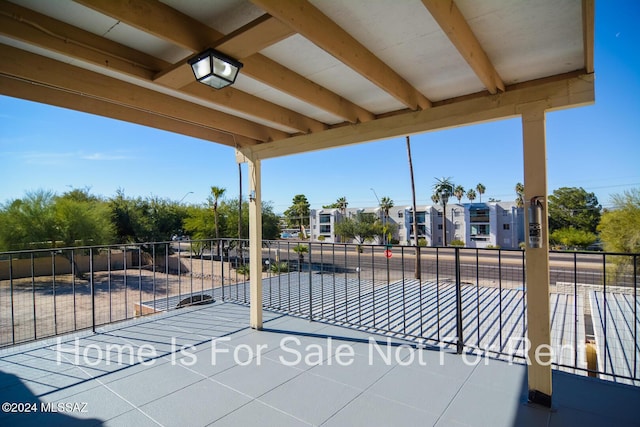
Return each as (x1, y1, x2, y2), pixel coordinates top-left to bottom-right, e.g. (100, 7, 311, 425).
(0, 240, 637, 385)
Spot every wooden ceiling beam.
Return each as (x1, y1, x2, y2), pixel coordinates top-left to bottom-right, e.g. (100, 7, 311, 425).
(251, 0, 431, 110)
(75, 0, 217, 52)
(214, 14, 294, 59)
(421, 0, 505, 94)
(78, 0, 373, 123)
(179, 83, 327, 134)
(0, 1, 166, 78)
(1, 2, 322, 134)
(582, 0, 595, 74)
(0, 75, 256, 147)
(0, 44, 286, 142)
(243, 73, 594, 160)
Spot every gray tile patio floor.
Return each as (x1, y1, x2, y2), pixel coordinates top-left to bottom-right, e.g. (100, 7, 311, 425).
(0, 301, 638, 426)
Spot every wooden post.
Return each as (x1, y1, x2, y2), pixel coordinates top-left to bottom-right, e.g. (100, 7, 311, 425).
(521, 104, 552, 407)
(248, 156, 263, 330)
(237, 149, 263, 330)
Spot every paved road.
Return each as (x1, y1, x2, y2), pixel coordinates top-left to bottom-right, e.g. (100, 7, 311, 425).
(260, 243, 635, 288)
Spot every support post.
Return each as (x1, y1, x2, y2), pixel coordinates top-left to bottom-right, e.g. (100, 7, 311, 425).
(521, 104, 552, 407)
(237, 149, 263, 330)
(247, 154, 263, 330)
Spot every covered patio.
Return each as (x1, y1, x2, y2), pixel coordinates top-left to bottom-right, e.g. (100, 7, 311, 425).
(0, 0, 603, 417)
(1, 301, 638, 426)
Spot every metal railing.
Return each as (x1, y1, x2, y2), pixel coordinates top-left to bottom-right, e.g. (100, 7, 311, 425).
(0, 239, 249, 346)
(0, 240, 638, 385)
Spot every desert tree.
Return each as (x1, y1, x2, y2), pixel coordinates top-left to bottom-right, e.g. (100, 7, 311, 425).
(476, 183, 486, 202)
(515, 182, 525, 208)
(209, 186, 226, 256)
(467, 189, 477, 203)
(433, 177, 455, 246)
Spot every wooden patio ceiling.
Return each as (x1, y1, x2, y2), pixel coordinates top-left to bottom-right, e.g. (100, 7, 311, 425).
(0, 0, 594, 160)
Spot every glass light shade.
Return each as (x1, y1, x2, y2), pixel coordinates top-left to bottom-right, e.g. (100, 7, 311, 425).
(188, 49, 243, 89)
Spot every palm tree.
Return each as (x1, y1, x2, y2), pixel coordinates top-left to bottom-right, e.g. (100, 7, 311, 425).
(467, 189, 477, 203)
(379, 197, 394, 217)
(210, 186, 226, 256)
(379, 196, 394, 244)
(433, 177, 455, 246)
(515, 182, 525, 208)
(292, 244, 308, 271)
(453, 185, 465, 203)
(337, 197, 348, 215)
(476, 183, 486, 202)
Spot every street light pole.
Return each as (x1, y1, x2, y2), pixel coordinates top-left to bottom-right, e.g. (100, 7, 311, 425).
(370, 188, 385, 245)
(406, 136, 421, 279)
(179, 191, 194, 204)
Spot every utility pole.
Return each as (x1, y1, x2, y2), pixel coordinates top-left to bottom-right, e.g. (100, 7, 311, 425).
(406, 136, 421, 279)
(370, 188, 384, 245)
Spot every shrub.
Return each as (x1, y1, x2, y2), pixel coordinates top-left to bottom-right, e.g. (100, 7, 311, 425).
(317, 235, 326, 241)
(235, 264, 250, 277)
(550, 227, 597, 250)
(270, 261, 289, 273)
(418, 238, 427, 247)
(449, 239, 465, 247)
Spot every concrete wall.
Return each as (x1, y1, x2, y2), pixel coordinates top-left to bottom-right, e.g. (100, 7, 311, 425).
(0, 251, 133, 280)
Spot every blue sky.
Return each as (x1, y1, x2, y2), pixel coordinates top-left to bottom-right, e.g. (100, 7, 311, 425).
(1, 1, 639, 214)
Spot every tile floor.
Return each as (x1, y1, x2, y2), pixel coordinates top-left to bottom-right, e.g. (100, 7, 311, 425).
(0, 302, 637, 426)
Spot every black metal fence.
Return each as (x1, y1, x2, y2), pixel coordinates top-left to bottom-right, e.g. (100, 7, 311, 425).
(0, 240, 637, 385)
(0, 239, 249, 346)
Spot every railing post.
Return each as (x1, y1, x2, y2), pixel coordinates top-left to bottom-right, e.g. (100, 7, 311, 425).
(455, 247, 464, 354)
(357, 246, 361, 323)
(9, 256, 15, 345)
(574, 252, 578, 369)
(308, 241, 313, 321)
(31, 253, 36, 341)
(220, 240, 225, 300)
(52, 251, 57, 336)
(634, 254, 637, 379)
(90, 247, 96, 333)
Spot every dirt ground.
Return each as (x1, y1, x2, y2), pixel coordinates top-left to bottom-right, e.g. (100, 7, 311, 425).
(0, 257, 265, 347)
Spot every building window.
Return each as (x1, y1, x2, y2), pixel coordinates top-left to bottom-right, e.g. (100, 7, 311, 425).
(471, 224, 490, 236)
(437, 224, 443, 230)
(409, 224, 426, 237)
(409, 212, 426, 223)
(397, 211, 403, 218)
(503, 224, 510, 230)
(455, 222, 460, 230)
(470, 208, 489, 222)
(319, 214, 331, 224)
(437, 211, 443, 217)
(503, 210, 509, 216)
(320, 225, 331, 233)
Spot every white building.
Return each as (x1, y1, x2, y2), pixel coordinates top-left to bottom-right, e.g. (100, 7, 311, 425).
(310, 202, 525, 249)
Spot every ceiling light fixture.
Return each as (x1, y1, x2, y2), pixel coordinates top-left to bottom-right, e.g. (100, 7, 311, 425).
(188, 48, 243, 89)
